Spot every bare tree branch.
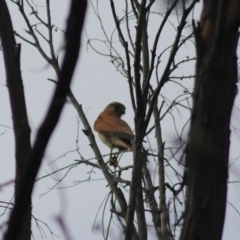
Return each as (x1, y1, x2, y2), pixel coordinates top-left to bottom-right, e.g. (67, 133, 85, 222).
(110, 0, 136, 111)
(144, 1, 197, 133)
(153, 103, 172, 240)
(180, 1, 240, 239)
(3, 1, 87, 239)
(142, 0, 179, 98)
(0, 0, 32, 238)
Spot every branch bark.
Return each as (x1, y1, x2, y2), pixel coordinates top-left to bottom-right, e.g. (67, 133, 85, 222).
(125, 1, 147, 239)
(0, 0, 32, 238)
(180, 1, 240, 240)
(3, 1, 87, 239)
(142, 153, 161, 239)
(153, 103, 171, 240)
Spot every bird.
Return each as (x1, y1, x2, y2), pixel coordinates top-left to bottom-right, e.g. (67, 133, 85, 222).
(94, 102, 134, 165)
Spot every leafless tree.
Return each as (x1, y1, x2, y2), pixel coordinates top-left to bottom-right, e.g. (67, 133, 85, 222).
(0, 0, 240, 240)
(0, 0, 87, 239)
(180, 1, 240, 240)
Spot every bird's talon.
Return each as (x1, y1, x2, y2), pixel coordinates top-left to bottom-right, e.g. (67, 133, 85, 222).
(109, 157, 117, 167)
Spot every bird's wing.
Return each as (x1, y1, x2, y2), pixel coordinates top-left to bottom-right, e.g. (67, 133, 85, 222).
(94, 115, 134, 140)
(101, 131, 134, 141)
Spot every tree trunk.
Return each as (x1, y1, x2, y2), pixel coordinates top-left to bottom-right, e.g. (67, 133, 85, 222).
(0, 0, 32, 239)
(180, 1, 240, 240)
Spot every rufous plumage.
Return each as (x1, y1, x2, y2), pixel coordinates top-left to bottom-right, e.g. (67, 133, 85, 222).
(94, 102, 134, 164)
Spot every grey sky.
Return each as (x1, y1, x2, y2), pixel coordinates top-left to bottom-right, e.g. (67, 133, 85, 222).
(0, 1, 240, 239)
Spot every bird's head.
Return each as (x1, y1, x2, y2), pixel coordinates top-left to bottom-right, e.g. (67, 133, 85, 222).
(104, 102, 126, 117)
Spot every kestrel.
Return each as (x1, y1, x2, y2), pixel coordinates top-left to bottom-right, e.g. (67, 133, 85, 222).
(94, 102, 134, 165)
